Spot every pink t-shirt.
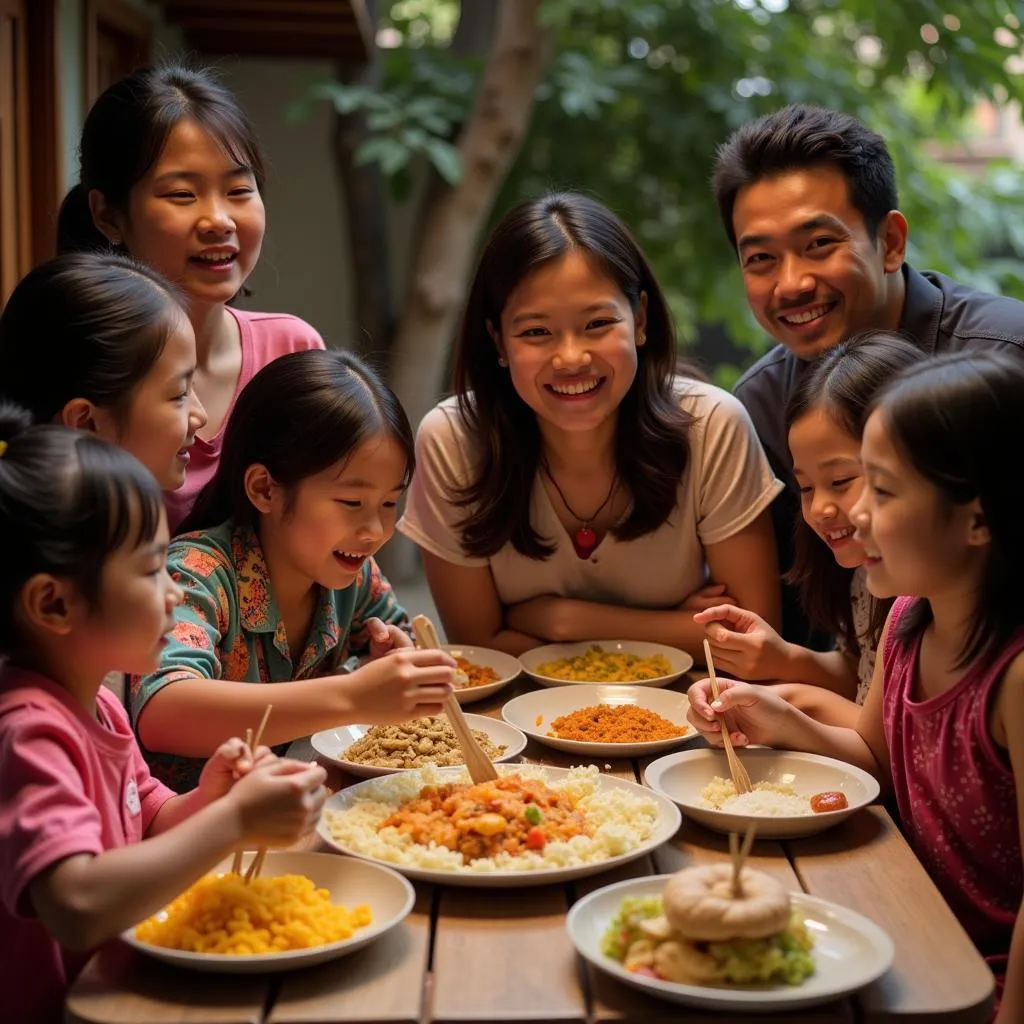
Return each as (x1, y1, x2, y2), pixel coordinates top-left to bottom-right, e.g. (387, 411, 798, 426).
(882, 596, 1023, 989)
(164, 307, 325, 531)
(0, 666, 175, 1024)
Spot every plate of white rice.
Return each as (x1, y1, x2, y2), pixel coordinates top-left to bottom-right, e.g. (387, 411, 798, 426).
(318, 763, 682, 887)
(643, 748, 879, 839)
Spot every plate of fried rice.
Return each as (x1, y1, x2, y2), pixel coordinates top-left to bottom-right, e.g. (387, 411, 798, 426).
(318, 763, 682, 887)
(519, 641, 693, 688)
(122, 851, 415, 972)
(441, 644, 522, 704)
(502, 685, 698, 757)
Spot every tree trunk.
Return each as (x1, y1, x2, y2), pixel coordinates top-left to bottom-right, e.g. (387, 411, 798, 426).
(383, 0, 552, 581)
(331, 0, 396, 362)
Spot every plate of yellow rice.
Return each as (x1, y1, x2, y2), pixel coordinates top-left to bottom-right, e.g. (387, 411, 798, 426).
(519, 641, 693, 688)
(122, 851, 415, 972)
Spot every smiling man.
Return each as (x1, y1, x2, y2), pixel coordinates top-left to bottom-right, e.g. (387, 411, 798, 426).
(713, 104, 1024, 644)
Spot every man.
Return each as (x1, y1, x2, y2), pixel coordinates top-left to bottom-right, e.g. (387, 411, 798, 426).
(713, 103, 1024, 644)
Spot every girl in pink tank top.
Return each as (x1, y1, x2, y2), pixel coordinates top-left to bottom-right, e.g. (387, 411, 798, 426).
(685, 351, 1024, 1023)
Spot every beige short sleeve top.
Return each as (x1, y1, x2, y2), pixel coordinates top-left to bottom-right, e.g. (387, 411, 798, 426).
(398, 378, 784, 609)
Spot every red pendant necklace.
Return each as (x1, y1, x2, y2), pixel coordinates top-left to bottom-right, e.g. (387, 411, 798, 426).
(540, 457, 618, 559)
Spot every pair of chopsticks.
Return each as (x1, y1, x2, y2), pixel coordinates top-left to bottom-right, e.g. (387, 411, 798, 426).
(703, 639, 752, 794)
(228, 703, 273, 879)
(412, 615, 498, 784)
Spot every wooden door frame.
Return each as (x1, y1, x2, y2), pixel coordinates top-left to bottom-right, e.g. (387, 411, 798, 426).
(84, 0, 153, 106)
(25, 0, 61, 262)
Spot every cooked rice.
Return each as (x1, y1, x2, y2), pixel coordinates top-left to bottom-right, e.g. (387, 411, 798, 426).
(701, 776, 812, 816)
(324, 764, 661, 873)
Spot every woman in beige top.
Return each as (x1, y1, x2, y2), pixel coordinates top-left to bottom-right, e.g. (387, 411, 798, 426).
(399, 192, 783, 658)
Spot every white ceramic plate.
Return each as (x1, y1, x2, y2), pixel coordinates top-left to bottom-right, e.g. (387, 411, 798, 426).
(643, 748, 880, 839)
(501, 685, 699, 757)
(310, 714, 527, 778)
(122, 851, 415, 974)
(318, 764, 682, 887)
(442, 643, 522, 705)
(519, 640, 693, 689)
(568, 875, 894, 1011)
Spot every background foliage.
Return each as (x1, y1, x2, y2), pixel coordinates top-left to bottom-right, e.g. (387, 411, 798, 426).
(308, 0, 1024, 386)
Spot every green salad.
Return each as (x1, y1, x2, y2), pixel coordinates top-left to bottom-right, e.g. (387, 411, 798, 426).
(601, 895, 815, 986)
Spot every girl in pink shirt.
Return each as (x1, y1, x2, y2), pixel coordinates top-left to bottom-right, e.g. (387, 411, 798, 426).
(0, 404, 327, 1024)
(686, 352, 1024, 1022)
(57, 63, 325, 529)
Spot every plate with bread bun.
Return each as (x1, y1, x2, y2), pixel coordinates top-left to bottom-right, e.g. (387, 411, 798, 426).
(567, 854, 893, 1010)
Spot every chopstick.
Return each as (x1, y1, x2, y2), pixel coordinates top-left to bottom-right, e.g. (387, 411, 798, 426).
(703, 639, 753, 794)
(240, 704, 273, 883)
(230, 727, 254, 875)
(412, 614, 498, 784)
(728, 822, 758, 897)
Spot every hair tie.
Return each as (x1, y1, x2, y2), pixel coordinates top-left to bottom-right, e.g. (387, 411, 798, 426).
(0, 440, 7, 457)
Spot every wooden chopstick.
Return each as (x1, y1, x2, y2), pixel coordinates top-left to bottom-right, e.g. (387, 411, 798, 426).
(412, 615, 498, 784)
(230, 727, 255, 875)
(703, 639, 753, 794)
(242, 704, 274, 883)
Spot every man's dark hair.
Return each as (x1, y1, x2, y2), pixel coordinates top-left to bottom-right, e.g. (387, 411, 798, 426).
(712, 104, 898, 249)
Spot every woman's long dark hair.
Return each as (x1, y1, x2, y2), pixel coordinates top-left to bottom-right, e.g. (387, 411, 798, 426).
(0, 252, 185, 427)
(785, 332, 921, 653)
(874, 351, 1024, 669)
(57, 63, 266, 254)
(451, 192, 696, 559)
(180, 349, 414, 533)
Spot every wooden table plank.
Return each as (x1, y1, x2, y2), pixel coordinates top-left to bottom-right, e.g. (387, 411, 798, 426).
(65, 943, 268, 1024)
(429, 883, 586, 1023)
(268, 888, 432, 1024)
(789, 806, 995, 1023)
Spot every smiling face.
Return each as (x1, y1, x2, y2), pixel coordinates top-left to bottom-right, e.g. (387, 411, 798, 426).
(732, 165, 907, 360)
(110, 118, 266, 308)
(493, 250, 646, 439)
(112, 311, 207, 490)
(258, 432, 408, 591)
(80, 509, 183, 676)
(852, 409, 986, 599)
(789, 405, 866, 570)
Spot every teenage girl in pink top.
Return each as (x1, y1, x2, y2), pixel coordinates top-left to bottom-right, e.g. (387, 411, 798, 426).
(57, 63, 324, 529)
(686, 351, 1024, 1022)
(0, 404, 326, 1024)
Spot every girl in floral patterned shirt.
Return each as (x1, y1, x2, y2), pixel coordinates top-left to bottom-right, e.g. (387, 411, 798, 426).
(697, 332, 918, 726)
(688, 352, 1024, 1021)
(130, 349, 456, 788)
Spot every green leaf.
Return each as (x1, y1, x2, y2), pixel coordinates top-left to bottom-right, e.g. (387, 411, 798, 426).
(425, 137, 463, 185)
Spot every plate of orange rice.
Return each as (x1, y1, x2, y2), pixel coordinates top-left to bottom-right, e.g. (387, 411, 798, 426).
(122, 851, 414, 972)
(501, 685, 698, 757)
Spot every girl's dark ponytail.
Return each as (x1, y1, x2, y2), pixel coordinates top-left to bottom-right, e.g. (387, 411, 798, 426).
(56, 184, 113, 254)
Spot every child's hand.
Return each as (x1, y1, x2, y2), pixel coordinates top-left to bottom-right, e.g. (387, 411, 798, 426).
(694, 604, 793, 680)
(227, 759, 328, 848)
(686, 678, 792, 748)
(366, 617, 414, 660)
(343, 648, 457, 723)
(680, 582, 739, 613)
(196, 737, 273, 805)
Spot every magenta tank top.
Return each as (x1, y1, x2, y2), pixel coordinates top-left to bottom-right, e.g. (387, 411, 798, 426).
(882, 597, 1022, 980)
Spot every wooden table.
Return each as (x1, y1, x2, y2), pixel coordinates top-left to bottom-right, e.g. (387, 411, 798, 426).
(67, 676, 996, 1024)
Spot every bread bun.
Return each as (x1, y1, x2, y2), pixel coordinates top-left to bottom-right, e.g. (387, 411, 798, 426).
(662, 864, 790, 942)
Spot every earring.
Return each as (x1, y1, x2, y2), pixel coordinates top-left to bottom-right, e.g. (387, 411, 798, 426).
(108, 235, 122, 247)
(497, 356, 508, 367)
(637, 331, 646, 346)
